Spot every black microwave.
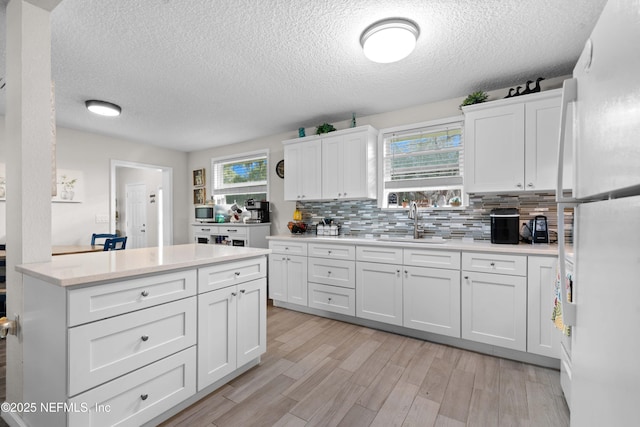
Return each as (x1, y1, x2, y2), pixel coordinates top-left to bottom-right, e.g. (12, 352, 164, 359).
(195, 205, 215, 222)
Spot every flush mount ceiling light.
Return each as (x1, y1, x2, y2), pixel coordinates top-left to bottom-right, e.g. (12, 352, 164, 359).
(85, 100, 121, 117)
(360, 18, 420, 64)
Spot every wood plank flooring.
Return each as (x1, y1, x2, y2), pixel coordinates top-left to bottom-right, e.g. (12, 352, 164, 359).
(161, 304, 569, 427)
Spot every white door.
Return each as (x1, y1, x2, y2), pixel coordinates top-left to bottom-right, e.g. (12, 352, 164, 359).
(126, 183, 147, 248)
(403, 266, 461, 338)
(236, 278, 266, 367)
(356, 262, 403, 326)
(268, 255, 287, 301)
(197, 287, 237, 391)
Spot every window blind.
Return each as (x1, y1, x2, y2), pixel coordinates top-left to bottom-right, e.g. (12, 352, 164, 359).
(211, 152, 268, 197)
(383, 123, 463, 190)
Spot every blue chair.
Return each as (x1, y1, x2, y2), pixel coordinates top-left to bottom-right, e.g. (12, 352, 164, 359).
(91, 233, 117, 246)
(103, 236, 127, 251)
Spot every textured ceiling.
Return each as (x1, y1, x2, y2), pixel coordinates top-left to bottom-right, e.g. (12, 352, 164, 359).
(0, 0, 607, 152)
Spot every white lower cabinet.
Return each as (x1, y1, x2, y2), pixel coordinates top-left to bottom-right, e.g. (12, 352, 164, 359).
(461, 270, 527, 351)
(198, 278, 266, 390)
(68, 347, 196, 427)
(403, 266, 461, 338)
(527, 256, 561, 358)
(356, 261, 403, 326)
(268, 254, 308, 306)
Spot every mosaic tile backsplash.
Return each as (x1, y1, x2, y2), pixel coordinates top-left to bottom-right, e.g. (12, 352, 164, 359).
(297, 192, 573, 243)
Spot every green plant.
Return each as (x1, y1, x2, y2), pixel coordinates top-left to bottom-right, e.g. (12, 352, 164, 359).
(459, 91, 489, 109)
(316, 123, 336, 134)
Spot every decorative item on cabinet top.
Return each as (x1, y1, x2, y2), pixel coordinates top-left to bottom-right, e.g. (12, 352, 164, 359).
(459, 91, 489, 110)
(504, 77, 545, 98)
(316, 122, 336, 134)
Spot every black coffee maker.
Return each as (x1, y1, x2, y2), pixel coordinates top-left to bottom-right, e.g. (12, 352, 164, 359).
(245, 199, 270, 223)
(521, 215, 549, 244)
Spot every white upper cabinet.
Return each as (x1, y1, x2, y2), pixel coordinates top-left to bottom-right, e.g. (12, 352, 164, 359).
(463, 89, 571, 193)
(284, 139, 322, 201)
(283, 125, 377, 201)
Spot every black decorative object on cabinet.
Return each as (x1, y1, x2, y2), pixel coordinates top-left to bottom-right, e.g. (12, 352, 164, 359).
(505, 77, 545, 98)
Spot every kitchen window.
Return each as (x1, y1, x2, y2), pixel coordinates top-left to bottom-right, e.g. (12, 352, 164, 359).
(211, 150, 269, 206)
(379, 116, 464, 208)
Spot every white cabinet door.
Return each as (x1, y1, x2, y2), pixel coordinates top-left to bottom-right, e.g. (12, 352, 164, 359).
(527, 256, 560, 358)
(237, 278, 267, 367)
(524, 96, 564, 191)
(461, 271, 527, 351)
(197, 287, 237, 390)
(284, 139, 322, 201)
(321, 129, 375, 200)
(356, 262, 403, 326)
(403, 266, 461, 338)
(286, 254, 308, 306)
(268, 254, 288, 301)
(464, 103, 525, 193)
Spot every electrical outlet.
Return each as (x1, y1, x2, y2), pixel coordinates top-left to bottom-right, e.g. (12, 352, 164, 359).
(95, 214, 109, 224)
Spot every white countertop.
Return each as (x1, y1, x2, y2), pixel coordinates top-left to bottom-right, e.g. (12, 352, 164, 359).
(17, 243, 271, 287)
(267, 234, 566, 256)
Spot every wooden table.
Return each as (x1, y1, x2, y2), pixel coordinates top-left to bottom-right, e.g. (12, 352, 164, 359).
(52, 245, 103, 255)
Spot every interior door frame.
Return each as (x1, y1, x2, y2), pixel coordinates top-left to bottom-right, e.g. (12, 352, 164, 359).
(110, 160, 174, 246)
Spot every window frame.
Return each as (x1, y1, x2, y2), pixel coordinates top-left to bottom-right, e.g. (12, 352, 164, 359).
(210, 149, 270, 205)
(377, 115, 464, 209)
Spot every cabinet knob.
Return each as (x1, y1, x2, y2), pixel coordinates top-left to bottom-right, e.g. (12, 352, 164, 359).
(140, 394, 148, 401)
(516, 183, 523, 188)
(141, 290, 149, 297)
(141, 335, 149, 342)
(396, 269, 400, 276)
(234, 272, 241, 276)
(327, 271, 332, 275)
(464, 276, 469, 280)
(328, 297, 332, 303)
(527, 183, 534, 188)
(490, 262, 495, 267)
(240, 289, 246, 294)
(231, 292, 237, 297)
(327, 250, 332, 255)
(287, 257, 291, 261)
(282, 256, 286, 261)
(338, 193, 341, 197)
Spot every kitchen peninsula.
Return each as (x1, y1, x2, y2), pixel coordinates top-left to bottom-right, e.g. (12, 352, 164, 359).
(16, 244, 269, 427)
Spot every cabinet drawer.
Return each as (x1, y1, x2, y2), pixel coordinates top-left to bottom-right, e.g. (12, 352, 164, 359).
(462, 252, 526, 276)
(308, 257, 355, 288)
(193, 225, 219, 235)
(269, 240, 308, 256)
(68, 297, 197, 396)
(308, 243, 355, 260)
(356, 246, 403, 264)
(198, 257, 267, 292)
(68, 270, 197, 326)
(219, 226, 247, 237)
(308, 283, 355, 316)
(68, 347, 196, 427)
(404, 249, 461, 270)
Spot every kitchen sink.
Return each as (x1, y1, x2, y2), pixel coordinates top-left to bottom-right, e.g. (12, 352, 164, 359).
(376, 237, 447, 244)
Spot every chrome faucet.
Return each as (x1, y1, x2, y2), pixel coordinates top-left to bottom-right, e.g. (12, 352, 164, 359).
(408, 201, 419, 239)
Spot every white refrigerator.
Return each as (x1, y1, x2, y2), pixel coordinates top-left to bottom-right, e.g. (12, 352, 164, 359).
(555, 0, 640, 425)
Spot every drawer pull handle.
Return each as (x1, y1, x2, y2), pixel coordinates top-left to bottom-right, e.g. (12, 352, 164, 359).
(490, 262, 495, 267)
(234, 272, 241, 276)
(141, 335, 149, 342)
(140, 394, 149, 401)
(141, 290, 149, 297)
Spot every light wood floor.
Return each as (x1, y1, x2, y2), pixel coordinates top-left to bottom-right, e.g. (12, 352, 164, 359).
(161, 303, 569, 427)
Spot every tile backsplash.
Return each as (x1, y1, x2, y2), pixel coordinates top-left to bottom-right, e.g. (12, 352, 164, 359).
(297, 192, 573, 243)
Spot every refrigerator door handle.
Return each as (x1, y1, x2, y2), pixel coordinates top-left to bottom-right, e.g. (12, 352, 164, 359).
(557, 202, 577, 326)
(556, 78, 577, 203)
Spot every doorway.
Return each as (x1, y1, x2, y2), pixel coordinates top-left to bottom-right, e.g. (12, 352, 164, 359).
(110, 160, 173, 247)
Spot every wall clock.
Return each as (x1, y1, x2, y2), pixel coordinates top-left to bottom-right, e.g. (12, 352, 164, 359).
(276, 159, 285, 179)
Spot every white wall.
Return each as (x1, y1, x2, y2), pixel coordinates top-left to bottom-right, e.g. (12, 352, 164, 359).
(187, 76, 568, 235)
(0, 119, 190, 245)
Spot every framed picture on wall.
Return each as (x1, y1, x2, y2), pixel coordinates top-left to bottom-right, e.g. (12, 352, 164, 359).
(193, 188, 206, 205)
(193, 168, 205, 187)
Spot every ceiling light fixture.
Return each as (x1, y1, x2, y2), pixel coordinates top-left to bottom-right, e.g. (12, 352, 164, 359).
(360, 18, 419, 64)
(85, 100, 122, 117)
